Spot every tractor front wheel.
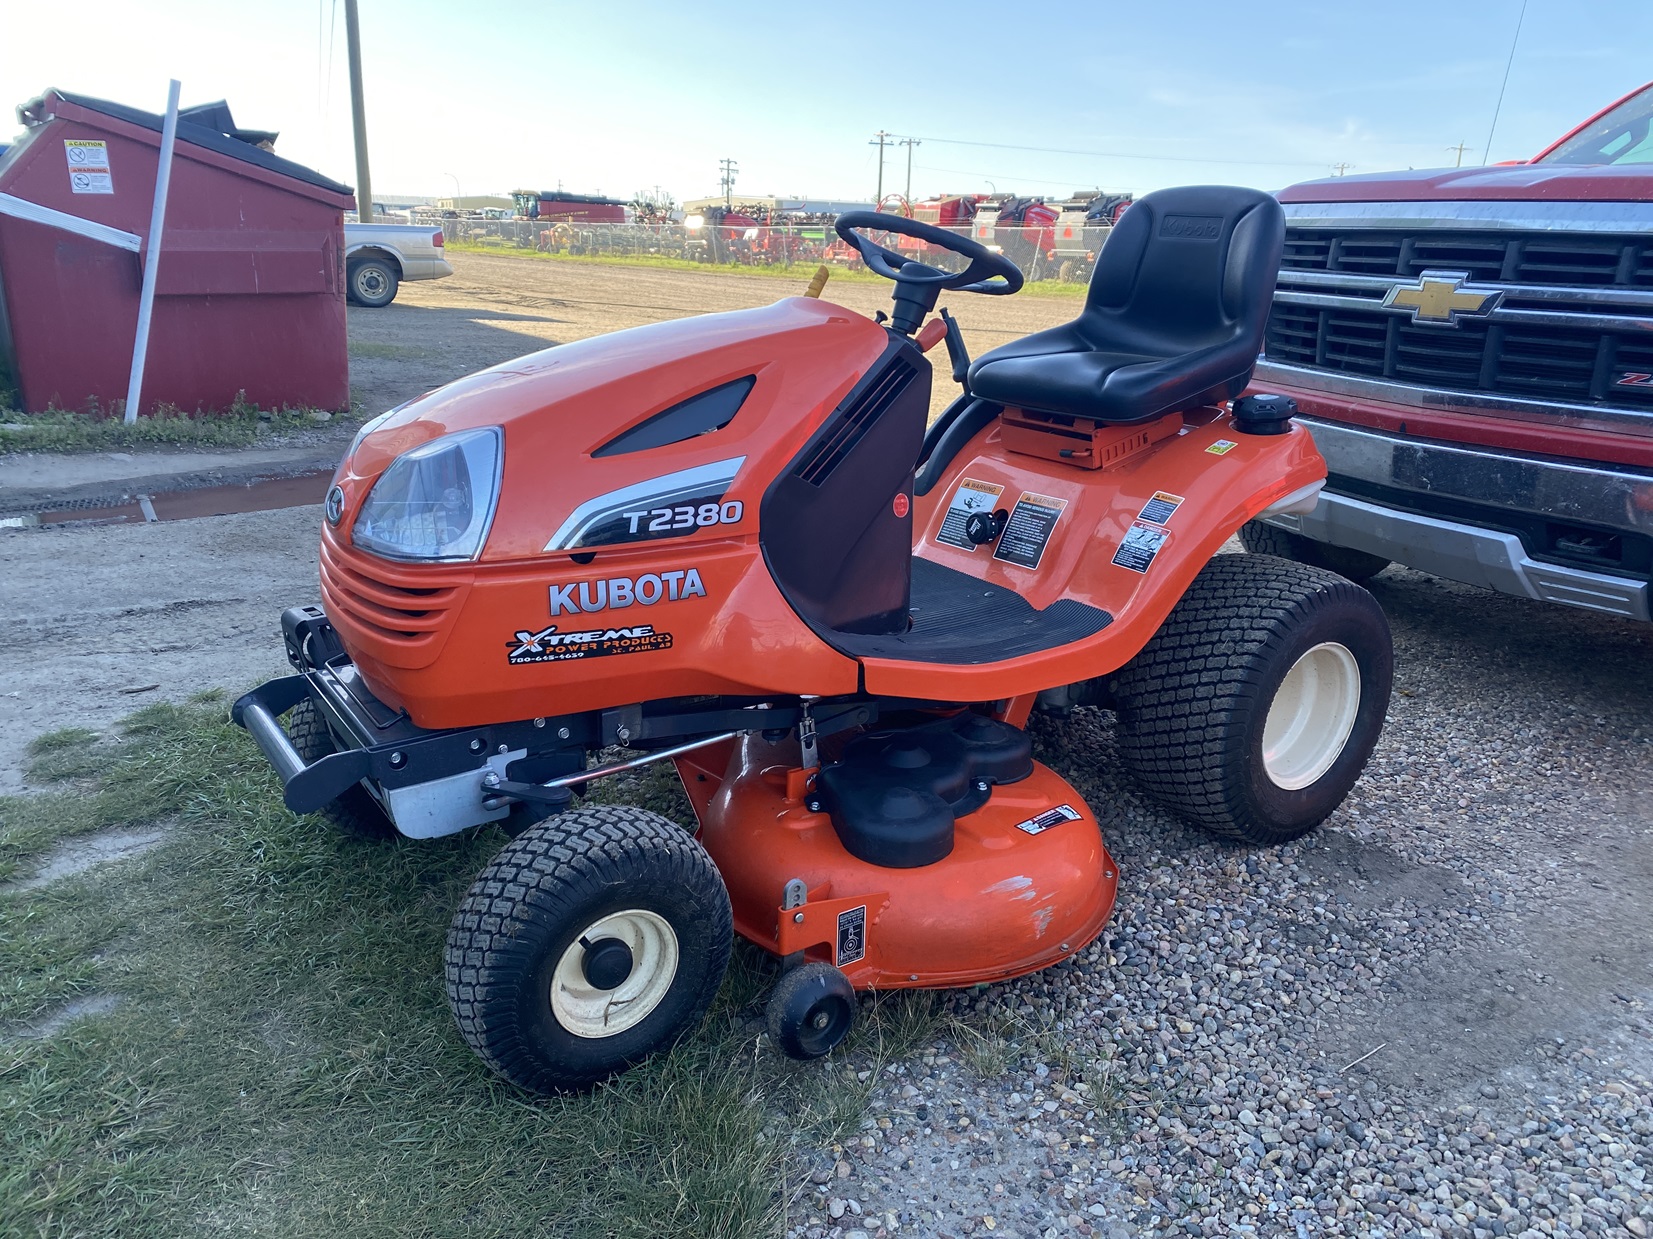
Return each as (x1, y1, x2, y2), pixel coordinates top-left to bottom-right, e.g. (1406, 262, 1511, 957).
(445, 806, 732, 1092)
(286, 700, 396, 839)
(1110, 554, 1392, 846)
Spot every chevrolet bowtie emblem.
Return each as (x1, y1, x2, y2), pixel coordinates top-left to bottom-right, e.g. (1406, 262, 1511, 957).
(1381, 271, 1502, 326)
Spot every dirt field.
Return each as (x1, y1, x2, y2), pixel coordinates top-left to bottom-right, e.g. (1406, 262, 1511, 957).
(3, 252, 1651, 1237)
(346, 250, 1079, 420)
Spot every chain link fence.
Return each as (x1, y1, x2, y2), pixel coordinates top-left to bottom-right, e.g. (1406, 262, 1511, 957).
(432, 217, 1113, 284)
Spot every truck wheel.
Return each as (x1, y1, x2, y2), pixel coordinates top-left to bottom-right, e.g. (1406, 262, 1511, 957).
(1239, 520, 1390, 584)
(347, 257, 399, 308)
(286, 700, 396, 839)
(1110, 554, 1392, 846)
(445, 805, 732, 1093)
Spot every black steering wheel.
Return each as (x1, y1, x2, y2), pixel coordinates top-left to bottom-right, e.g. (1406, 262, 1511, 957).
(834, 210, 1023, 296)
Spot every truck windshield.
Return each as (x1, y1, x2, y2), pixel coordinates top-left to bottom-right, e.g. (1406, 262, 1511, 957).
(1541, 83, 1653, 164)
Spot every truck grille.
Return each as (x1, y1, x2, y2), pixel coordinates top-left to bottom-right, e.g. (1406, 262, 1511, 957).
(1267, 219, 1653, 416)
(1280, 228, 1653, 288)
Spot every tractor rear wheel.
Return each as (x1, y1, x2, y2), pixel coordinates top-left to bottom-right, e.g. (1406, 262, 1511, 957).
(1238, 520, 1390, 584)
(286, 700, 396, 839)
(445, 805, 732, 1093)
(1110, 554, 1392, 846)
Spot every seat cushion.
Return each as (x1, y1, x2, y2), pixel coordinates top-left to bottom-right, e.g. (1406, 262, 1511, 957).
(969, 322, 1256, 424)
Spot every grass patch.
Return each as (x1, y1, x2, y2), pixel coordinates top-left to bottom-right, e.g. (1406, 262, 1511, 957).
(0, 700, 942, 1238)
(445, 240, 1087, 299)
(347, 341, 418, 361)
(0, 396, 345, 456)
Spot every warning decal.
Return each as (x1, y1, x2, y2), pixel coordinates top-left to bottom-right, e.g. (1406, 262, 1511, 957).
(836, 905, 867, 966)
(1111, 521, 1169, 573)
(1015, 804, 1083, 836)
(937, 477, 1005, 551)
(64, 140, 113, 194)
(992, 491, 1068, 570)
(1137, 491, 1185, 526)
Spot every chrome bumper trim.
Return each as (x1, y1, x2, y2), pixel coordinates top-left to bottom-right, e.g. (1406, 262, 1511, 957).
(1267, 493, 1650, 622)
(1253, 360, 1653, 437)
(1295, 417, 1653, 539)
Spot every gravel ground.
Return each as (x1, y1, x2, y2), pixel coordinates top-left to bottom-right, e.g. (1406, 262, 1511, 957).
(791, 563, 1652, 1239)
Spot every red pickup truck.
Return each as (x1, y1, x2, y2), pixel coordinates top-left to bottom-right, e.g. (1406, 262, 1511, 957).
(1242, 82, 1653, 624)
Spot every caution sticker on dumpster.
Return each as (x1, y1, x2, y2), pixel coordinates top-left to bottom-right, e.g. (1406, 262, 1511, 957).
(64, 140, 113, 194)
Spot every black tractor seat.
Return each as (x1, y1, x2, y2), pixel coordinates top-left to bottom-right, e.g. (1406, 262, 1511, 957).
(825, 556, 1112, 665)
(967, 185, 1285, 425)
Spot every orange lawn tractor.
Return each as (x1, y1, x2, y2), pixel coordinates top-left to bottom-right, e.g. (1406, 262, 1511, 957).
(235, 185, 1392, 1093)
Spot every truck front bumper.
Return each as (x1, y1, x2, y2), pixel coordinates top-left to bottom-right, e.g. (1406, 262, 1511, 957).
(1267, 491, 1650, 621)
(1261, 417, 1652, 623)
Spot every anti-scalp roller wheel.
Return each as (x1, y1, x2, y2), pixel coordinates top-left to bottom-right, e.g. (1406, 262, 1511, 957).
(766, 961, 856, 1060)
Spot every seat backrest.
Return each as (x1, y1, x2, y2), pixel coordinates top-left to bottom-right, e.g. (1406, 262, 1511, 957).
(1082, 185, 1283, 352)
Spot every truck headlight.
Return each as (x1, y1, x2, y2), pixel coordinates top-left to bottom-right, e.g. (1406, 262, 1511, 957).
(352, 427, 502, 561)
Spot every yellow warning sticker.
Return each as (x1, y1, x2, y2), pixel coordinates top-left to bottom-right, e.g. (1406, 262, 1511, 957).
(1206, 439, 1238, 456)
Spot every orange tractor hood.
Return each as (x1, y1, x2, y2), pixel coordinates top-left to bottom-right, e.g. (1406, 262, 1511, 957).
(342, 296, 891, 563)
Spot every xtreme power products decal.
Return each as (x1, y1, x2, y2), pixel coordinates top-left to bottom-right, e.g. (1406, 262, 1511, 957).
(508, 624, 673, 664)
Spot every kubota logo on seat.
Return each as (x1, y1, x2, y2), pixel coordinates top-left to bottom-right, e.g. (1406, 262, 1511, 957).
(548, 568, 707, 615)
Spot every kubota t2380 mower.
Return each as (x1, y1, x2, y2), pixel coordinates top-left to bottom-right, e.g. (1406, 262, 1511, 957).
(235, 186, 1392, 1092)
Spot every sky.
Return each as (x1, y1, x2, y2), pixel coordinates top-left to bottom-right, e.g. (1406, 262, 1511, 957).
(3, 0, 1650, 206)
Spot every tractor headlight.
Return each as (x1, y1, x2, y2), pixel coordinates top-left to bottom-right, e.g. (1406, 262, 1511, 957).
(352, 427, 502, 561)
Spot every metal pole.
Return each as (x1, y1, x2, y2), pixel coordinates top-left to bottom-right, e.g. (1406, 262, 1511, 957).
(124, 78, 180, 425)
(869, 131, 889, 202)
(344, 0, 373, 220)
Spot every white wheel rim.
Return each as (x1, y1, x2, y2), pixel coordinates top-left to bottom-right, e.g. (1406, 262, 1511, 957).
(550, 910, 679, 1039)
(1261, 642, 1361, 791)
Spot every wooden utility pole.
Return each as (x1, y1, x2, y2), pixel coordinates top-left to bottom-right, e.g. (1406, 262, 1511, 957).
(1332, 162, 1353, 177)
(1447, 142, 1471, 167)
(869, 131, 890, 202)
(344, 0, 373, 220)
(718, 158, 738, 209)
(899, 137, 921, 203)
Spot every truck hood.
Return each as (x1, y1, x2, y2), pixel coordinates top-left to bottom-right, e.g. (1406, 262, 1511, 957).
(1279, 163, 1651, 204)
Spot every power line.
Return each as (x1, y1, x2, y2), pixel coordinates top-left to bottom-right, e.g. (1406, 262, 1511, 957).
(909, 133, 1333, 170)
(1482, 0, 1529, 166)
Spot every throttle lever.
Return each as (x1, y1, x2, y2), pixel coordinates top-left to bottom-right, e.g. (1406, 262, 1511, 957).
(939, 307, 971, 386)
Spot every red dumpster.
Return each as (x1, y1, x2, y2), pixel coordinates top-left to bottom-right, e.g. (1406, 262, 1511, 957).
(0, 90, 355, 416)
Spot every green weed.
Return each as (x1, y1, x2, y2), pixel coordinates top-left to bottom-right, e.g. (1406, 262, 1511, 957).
(0, 393, 345, 456)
